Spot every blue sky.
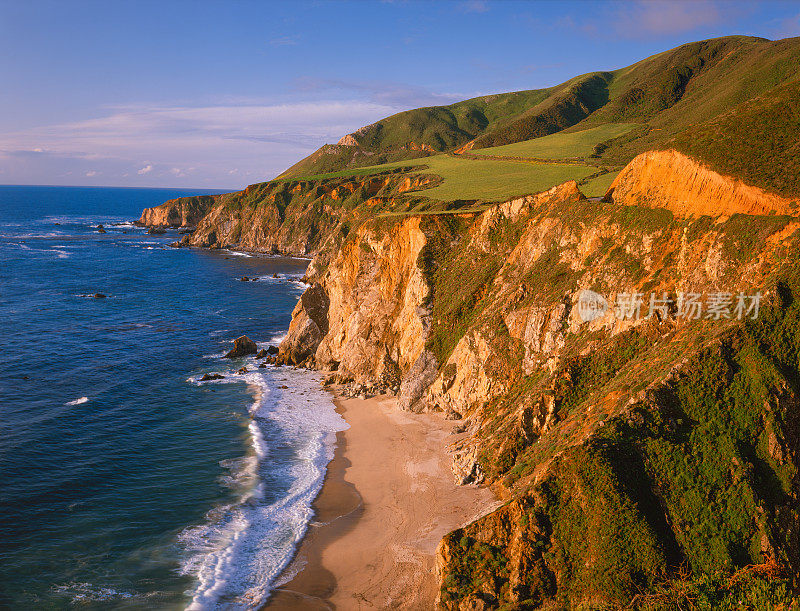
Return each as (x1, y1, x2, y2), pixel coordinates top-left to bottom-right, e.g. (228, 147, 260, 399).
(1, 0, 798, 189)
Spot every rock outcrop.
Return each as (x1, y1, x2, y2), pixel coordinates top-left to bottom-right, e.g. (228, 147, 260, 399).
(138, 194, 221, 228)
(278, 283, 329, 365)
(606, 149, 800, 217)
(224, 335, 258, 358)
(279, 214, 433, 385)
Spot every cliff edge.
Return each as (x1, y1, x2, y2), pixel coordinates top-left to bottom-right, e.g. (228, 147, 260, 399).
(606, 149, 800, 217)
(275, 152, 800, 608)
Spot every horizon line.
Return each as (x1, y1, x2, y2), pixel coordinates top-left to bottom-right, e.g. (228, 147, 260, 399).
(0, 182, 238, 192)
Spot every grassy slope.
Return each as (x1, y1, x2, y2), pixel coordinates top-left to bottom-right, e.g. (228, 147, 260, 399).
(278, 86, 559, 178)
(670, 76, 800, 197)
(280, 35, 800, 200)
(282, 154, 602, 202)
(468, 123, 637, 159)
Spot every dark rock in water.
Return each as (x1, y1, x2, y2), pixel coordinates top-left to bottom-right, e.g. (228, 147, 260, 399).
(279, 385, 289, 389)
(258, 362, 267, 369)
(241, 276, 250, 282)
(93, 293, 107, 299)
(255, 349, 269, 358)
(225, 335, 258, 358)
(267, 345, 279, 355)
(237, 366, 249, 374)
(147, 227, 166, 235)
(173, 236, 191, 248)
(97, 224, 106, 234)
(266, 355, 277, 364)
(200, 373, 225, 381)
(273, 273, 279, 278)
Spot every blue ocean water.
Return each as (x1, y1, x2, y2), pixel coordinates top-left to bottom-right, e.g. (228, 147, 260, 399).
(0, 186, 346, 609)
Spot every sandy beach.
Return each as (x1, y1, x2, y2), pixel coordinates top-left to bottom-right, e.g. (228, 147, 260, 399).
(265, 391, 498, 610)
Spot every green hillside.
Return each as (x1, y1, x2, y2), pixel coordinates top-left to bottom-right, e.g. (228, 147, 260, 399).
(279, 35, 800, 199)
(468, 123, 637, 160)
(286, 154, 608, 202)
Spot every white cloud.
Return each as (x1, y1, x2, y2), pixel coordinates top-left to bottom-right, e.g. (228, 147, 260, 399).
(85, 170, 98, 177)
(0, 100, 399, 187)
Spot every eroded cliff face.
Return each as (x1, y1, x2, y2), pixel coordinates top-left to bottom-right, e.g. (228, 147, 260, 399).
(275, 154, 800, 607)
(606, 149, 800, 217)
(137, 193, 222, 228)
(278, 215, 434, 393)
(139, 171, 435, 256)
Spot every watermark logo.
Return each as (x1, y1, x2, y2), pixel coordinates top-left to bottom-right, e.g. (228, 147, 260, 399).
(577, 289, 609, 322)
(577, 290, 761, 322)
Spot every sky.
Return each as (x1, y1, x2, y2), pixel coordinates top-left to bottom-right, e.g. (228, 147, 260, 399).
(1, 0, 798, 189)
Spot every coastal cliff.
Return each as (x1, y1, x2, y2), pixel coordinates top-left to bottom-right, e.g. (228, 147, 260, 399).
(136, 193, 222, 228)
(273, 154, 800, 607)
(139, 146, 800, 606)
(138, 170, 436, 256)
(130, 33, 800, 609)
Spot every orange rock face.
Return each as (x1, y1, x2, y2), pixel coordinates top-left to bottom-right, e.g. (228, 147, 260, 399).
(607, 149, 800, 217)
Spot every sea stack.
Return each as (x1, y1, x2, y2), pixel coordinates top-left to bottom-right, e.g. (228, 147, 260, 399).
(224, 335, 258, 358)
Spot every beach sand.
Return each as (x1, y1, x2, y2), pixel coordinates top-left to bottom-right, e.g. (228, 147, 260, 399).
(265, 391, 498, 610)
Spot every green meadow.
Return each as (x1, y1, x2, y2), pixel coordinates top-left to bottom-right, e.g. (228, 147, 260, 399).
(469, 123, 637, 160)
(291, 153, 611, 202)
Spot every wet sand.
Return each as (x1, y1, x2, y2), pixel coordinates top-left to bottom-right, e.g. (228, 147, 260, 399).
(265, 392, 497, 610)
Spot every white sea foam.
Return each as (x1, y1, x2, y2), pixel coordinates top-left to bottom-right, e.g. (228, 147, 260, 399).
(266, 332, 286, 346)
(252, 274, 308, 294)
(66, 396, 89, 405)
(52, 582, 136, 602)
(180, 364, 346, 610)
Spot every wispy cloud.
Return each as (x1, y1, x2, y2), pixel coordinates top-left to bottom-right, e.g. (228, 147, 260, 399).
(292, 77, 463, 108)
(0, 100, 398, 187)
(552, 0, 737, 40)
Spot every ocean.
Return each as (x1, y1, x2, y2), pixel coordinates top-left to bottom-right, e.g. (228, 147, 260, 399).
(0, 185, 346, 609)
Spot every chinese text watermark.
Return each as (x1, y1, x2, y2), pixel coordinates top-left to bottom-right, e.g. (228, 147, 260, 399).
(577, 290, 761, 323)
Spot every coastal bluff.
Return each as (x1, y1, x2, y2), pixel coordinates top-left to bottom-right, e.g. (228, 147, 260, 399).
(139, 147, 800, 608)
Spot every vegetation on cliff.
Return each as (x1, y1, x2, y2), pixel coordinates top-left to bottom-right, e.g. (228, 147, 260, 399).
(137, 33, 800, 609)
